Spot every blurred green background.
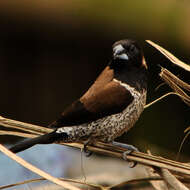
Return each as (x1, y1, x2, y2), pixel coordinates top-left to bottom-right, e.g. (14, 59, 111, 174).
(0, 0, 190, 159)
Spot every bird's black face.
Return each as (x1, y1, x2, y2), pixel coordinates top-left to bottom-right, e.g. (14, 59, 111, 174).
(111, 39, 145, 69)
(109, 39, 148, 92)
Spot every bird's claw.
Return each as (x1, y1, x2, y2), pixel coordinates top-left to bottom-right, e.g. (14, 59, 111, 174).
(83, 143, 93, 157)
(122, 150, 137, 168)
(111, 141, 138, 168)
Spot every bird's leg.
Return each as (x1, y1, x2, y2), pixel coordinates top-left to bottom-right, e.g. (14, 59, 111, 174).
(83, 139, 93, 157)
(112, 141, 139, 168)
(112, 141, 138, 151)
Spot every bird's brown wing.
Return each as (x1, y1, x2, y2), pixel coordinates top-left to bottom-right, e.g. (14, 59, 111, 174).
(48, 66, 134, 128)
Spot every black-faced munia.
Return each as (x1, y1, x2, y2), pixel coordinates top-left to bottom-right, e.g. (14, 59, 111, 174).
(10, 39, 148, 154)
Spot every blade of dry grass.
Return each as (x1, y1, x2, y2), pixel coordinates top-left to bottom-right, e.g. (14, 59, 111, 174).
(160, 67, 190, 92)
(159, 168, 189, 190)
(177, 130, 190, 161)
(146, 40, 190, 72)
(109, 176, 162, 190)
(147, 42, 190, 177)
(146, 150, 170, 190)
(64, 141, 190, 176)
(144, 92, 183, 109)
(0, 178, 44, 190)
(0, 144, 81, 190)
(1, 116, 190, 184)
(159, 67, 190, 106)
(1, 115, 190, 175)
(0, 116, 52, 134)
(147, 151, 188, 190)
(1, 116, 190, 176)
(146, 41, 190, 106)
(0, 130, 36, 138)
(0, 177, 102, 190)
(2, 175, 189, 190)
(145, 166, 169, 190)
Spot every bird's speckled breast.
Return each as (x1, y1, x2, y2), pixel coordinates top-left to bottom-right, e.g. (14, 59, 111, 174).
(56, 82, 146, 143)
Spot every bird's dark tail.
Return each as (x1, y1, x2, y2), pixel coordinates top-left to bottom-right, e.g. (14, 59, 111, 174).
(9, 131, 68, 153)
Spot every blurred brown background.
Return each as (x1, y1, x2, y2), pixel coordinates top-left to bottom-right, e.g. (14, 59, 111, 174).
(0, 0, 190, 164)
(0, 1, 190, 188)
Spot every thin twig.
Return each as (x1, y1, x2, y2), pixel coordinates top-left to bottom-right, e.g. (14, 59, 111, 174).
(109, 176, 162, 189)
(146, 40, 190, 72)
(0, 116, 52, 134)
(177, 130, 190, 161)
(146, 166, 169, 190)
(159, 67, 190, 106)
(159, 168, 189, 190)
(147, 150, 188, 190)
(160, 68, 190, 92)
(0, 130, 36, 138)
(0, 177, 102, 190)
(146, 150, 170, 190)
(0, 145, 81, 190)
(1, 116, 190, 176)
(144, 92, 185, 109)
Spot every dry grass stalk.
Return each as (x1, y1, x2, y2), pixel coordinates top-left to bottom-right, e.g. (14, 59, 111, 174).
(0, 144, 81, 190)
(159, 168, 189, 190)
(1, 115, 190, 175)
(146, 150, 170, 190)
(0, 116, 52, 134)
(0, 130, 36, 138)
(0, 176, 169, 190)
(160, 68, 190, 91)
(146, 40, 190, 167)
(1, 116, 190, 189)
(109, 176, 162, 190)
(146, 40, 190, 72)
(0, 177, 103, 190)
(2, 175, 190, 190)
(146, 40, 190, 106)
(144, 92, 183, 109)
(146, 151, 189, 190)
(146, 40, 190, 189)
(159, 67, 190, 106)
(146, 166, 169, 190)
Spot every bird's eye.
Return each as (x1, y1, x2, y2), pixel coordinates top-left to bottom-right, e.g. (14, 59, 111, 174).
(129, 45, 135, 53)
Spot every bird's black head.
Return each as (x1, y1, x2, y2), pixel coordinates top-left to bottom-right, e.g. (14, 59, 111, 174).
(109, 39, 148, 92)
(110, 39, 147, 70)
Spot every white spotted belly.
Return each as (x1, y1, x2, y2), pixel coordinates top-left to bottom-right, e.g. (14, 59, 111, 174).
(87, 89, 146, 142)
(56, 86, 147, 143)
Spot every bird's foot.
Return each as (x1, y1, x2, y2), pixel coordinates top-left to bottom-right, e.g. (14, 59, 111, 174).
(123, 149, 138, 168)
(112, 141, 138, 151)
(83, 140, 93, 157)
(112, 141, 139, 168)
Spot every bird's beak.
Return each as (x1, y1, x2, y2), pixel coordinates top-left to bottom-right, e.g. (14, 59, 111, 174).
(113, 44, 129, 60)
(114, 53, 129, 60)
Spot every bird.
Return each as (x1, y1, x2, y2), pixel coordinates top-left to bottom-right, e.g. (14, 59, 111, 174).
(10, 39, 148, 154)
